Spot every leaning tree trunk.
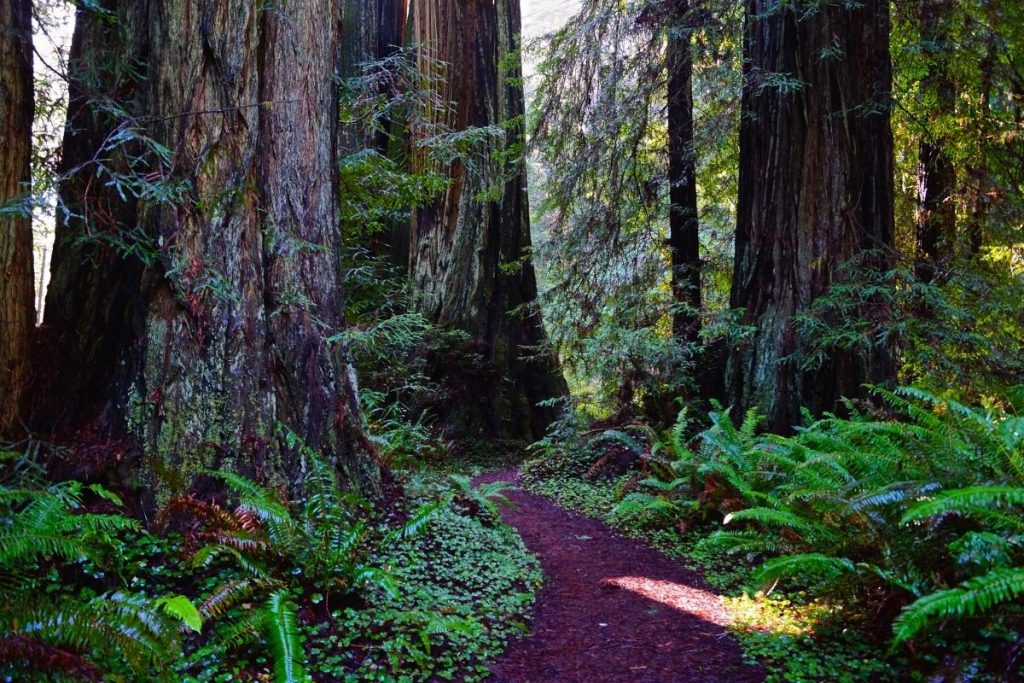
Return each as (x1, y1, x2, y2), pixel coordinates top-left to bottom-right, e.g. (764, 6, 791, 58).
(41, 0, 378, 497)
(726, 0, 895, 432)
(0, 0, 34, 438)
(915, 0, 957, 283)
(407, 0, 566, 440)
(666, 0, 701, 348)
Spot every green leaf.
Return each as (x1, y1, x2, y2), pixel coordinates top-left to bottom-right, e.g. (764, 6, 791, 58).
(266, 590, 306, 683)
(155, 595, 203, 633)
(892, 568, 1024, 647)
(88, 484, 125, 507)
(902, 486, 1024, 523)
(750, 553, 855, 592)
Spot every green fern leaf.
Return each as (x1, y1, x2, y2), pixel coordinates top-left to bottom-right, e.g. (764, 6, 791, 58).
(892, 568, 1024, 646)
(902, 486, 1024, 523)
(750, 553, 855, 591)
(154, 595, 203, 633)
(266, 590, 306, 683)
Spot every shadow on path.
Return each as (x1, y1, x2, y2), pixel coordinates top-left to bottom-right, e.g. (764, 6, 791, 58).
(478, 470, 764, 683)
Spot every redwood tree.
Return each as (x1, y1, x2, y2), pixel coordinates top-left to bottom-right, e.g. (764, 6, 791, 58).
(42, 0, 378, 493)
(339, 0, 408, 152)
(916, 0, 957, 283)
(0, 0, 34, 438)
(407, 0, 565, 440)
(727, 0, 895, 432)
(666, 0, 701, 347)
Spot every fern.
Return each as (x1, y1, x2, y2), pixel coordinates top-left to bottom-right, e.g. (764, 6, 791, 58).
(449, 474, 515, 519)
(0, 476, 186, 680)
(199, 578, 268, 620)
(1, 592, 187, 679)
(414, 612, 480, 653)
(749, 554, 855, 592)
(668, 406, 693, 461)
(175, 435, 452, 678)
(592, 428, 647, 456)
(892, 568, 1024, 646)
(637, 476, 689, 493)
(209, 470, 296, 544)
(0, 481, 138, 567)
(610, 492, 682, 526)
(696, 529, 780, 556)
(724, 506, 836, 545)
(154, 595, 204, 633)
(901, 486, 1024, 523)
(266, 591, 305, 683)
(383, 499, 447, 545)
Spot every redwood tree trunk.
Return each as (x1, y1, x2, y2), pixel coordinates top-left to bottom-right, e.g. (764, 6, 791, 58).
(407, 0, 566, 440)
(727, 0, 895, 432)
(968, 36, 997, 257)
(915, 0, 957, 283)
(667, 0, 701, 347)
(339, 0, 410, 265)
(339, 0, 408, 152)
(42, 1, 378, 495)
(0, 0, 34, 437)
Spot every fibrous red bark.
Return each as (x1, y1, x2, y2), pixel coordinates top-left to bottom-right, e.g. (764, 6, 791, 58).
(727, 0, 895, 432)
(42, 0, 378, 494)
(407, 0, 566, 440)
(0, 0, 35, 437)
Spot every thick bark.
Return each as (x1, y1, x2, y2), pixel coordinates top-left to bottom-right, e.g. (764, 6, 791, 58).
(407, 0, 566, 440)
(727, 0, 895, 432)
(915, 0, 957, 283)
(339, 0, 407, 80)
(667, 0, 701, 347)
(0, 0, 34, 437)
(339, 0, 410, 265)
(339, 0, 408, 151)
(41, 1, 378, 495)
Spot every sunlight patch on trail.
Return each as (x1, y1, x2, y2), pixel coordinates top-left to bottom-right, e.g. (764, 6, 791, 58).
(602, 576, 733, 626)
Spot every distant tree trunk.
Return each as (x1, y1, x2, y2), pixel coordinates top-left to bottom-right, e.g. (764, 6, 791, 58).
(407, 0, 566, 440)
(727, 0, 895, 432)
(0, 0, 34, 438)
(340, 0, 407, 82)
(968, 36, 997, 257)
(41, 0, 379, 496)
(338, 0, 410, 265)
(915, 0, 957, 283)
(339, 0, 408, 151)
(666, 0, 701, 348)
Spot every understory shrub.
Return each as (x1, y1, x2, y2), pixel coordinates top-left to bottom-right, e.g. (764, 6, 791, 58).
(0, 448, 198, 681)
(640, 387, 1024, 675)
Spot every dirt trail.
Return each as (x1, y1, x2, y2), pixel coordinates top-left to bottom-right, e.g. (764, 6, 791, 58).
(479, 470, 764, 683)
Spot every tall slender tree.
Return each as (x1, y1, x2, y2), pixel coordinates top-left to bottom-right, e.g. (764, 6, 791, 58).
(666, 0, 701, 347)
(41, 0, 378, 494)
(406, 0, 565, 439)
(915, 0, 957, 283)
(727, 0, 896, 432)
(0, 0, 34, 438)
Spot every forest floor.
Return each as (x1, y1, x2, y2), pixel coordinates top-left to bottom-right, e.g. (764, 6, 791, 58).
(477, 470, 764, 683)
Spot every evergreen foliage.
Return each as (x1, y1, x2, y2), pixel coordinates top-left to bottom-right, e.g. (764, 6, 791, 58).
(0, 450, 197, 680)
(618, 386, 1024, 655)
